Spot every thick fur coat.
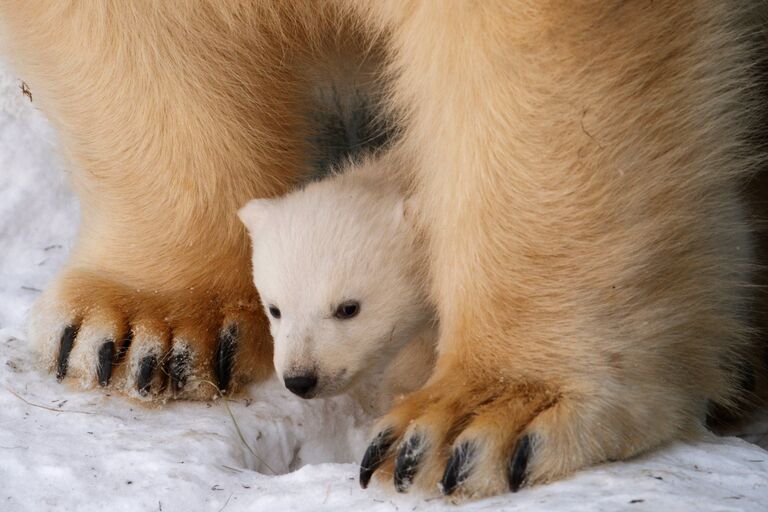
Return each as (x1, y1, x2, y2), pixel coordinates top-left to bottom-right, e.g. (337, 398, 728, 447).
(1, 0, 766, 500)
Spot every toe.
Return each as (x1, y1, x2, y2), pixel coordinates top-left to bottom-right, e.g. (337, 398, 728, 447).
(27, 281, 81, 373)
(55, 325, 78, 381)
(394, 433, 427, 492)
(96, 340, 115, 386)
(67, 308, 126, 388)
(214, 323, 238, 394)
(136, 355, 157, 396)
(166, 307, 218, 399)
(508, 435, 532, 492)
(167, 304, 231, 399)
(440, 442, 475, 496)
(360, 427, 397, 489)
(215, 306, 273, 395)
(168, 343, 194, 396)
(126, 318, 170, 397)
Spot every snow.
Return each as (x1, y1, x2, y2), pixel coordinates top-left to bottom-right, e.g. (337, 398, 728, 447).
(1, 58, 767, 512)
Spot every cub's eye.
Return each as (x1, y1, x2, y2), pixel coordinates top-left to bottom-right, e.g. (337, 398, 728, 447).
(334, 301, 360, 320)
(268, 306, 281, 319)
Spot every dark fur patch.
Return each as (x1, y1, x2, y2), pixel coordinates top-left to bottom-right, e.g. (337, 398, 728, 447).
(305, 84, 395, 181)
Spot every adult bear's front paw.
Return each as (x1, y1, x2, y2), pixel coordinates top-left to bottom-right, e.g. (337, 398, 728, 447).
(359, 366, 569, 499)
(28, 268, 272, 400)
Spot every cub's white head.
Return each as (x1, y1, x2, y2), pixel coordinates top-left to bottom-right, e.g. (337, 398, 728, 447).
(238, 163, 431, 399)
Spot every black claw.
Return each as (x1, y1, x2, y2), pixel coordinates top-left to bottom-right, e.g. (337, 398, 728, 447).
(508, 435, 532, 493)
(441, 442, 475, 496)
(215, 324, 238, 394)
(169, 349, 191, 394)
(359, 428, 396, 489)
(96, 340, 116, 386)
(136, 355, 157, 396)
(56, 325, 78, 381)
(394, 433, 425, 493)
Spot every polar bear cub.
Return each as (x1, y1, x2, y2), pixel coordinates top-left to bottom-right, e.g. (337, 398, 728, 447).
(238, 154, 435, 412)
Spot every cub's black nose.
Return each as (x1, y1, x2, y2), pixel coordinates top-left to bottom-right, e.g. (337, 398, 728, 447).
(284, 374, 318, 398)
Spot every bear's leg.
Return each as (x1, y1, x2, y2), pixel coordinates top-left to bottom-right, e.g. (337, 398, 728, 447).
(1, 2, 353, 398)
(359, 1, 762, 498)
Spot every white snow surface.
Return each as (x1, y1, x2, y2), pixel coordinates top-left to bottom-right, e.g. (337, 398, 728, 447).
(1, 59, 767, 512)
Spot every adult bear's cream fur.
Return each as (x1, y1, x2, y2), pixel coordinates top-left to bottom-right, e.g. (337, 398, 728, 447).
(1, 0, 766, 499)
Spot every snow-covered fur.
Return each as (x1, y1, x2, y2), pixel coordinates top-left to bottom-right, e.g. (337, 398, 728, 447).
(239, 155, 435, 413)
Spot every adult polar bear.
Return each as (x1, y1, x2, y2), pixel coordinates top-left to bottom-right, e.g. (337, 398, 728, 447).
(1, 0, 765, 500)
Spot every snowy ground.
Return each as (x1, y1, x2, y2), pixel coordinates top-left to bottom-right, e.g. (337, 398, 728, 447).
(1, 60, 767, 512)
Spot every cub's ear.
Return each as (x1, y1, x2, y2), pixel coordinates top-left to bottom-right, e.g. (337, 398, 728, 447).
(237, 198, 274, 234)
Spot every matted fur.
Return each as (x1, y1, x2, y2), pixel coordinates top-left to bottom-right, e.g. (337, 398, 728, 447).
(1, 0, 765, 499)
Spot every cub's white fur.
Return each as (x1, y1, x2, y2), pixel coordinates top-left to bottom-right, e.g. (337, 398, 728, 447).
(239, 155, 435, 412)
